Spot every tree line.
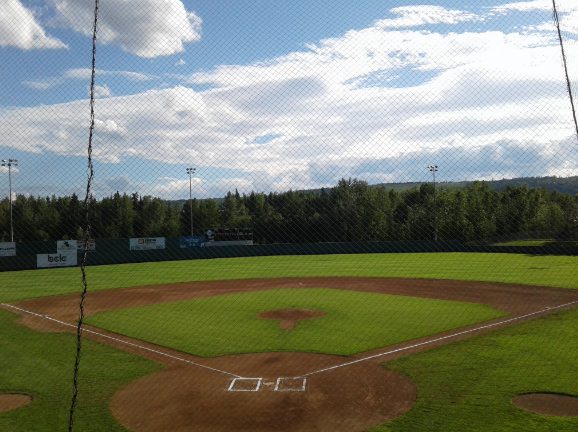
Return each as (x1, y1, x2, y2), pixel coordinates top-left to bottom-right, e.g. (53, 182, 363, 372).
(1, 179, 577, 243)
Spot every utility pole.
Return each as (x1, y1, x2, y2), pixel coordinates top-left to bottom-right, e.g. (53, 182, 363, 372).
(186, 167, 196, 236)
(428, 165, 438, 241)
(1, 159, 19, 242)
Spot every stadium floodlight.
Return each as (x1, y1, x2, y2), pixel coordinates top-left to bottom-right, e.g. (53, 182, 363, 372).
(1, 159, 19, 242)
(186, 167, 196, 236)
(427, 165, 438, 242)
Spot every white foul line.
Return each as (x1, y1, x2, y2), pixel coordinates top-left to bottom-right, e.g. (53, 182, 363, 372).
(0, 303, 241, 379)
(302, 299, 578, 377)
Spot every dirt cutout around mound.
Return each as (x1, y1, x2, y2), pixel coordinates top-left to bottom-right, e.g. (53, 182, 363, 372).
(513, 393, 578, 416)
(259, 308, 326, 329)
(7, 277, 578, 431)
(0, 394, 32, 413)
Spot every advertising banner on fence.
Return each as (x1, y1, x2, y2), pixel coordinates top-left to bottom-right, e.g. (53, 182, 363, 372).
(0, 242, 16, 257)
(57, 239, 77, 252)
(179, 236, 205, 248)
(129, 237, 166, 251)
(37, 251, 77, 268)
(77, 239, 96, 251)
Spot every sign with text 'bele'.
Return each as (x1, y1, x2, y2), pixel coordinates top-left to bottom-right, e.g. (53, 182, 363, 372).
(37, 251, 78, 268)
(129, 237, 166, 251)
(0, 242, 16, 257)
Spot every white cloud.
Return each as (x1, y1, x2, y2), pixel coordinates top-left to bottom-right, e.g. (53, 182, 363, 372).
(376, 5, 481, 29)
(93, 84, 112, 98)
(0, 0, 66, 50)
(23, 68, 155, 91)
(66, 68, 154, 81)
(491, 0, 574, 13)
(52, 0, 202, 58)
(175, 58, 186, 66)
(491, 0, 578, 35)
(3, 3, 578, 196)
(21, 77, 61, 90)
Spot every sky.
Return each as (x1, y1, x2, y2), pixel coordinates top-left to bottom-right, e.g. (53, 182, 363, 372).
(0, 0, 577, 199)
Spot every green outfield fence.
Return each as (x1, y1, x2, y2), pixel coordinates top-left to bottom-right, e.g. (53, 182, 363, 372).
(1, 239, 577, 272)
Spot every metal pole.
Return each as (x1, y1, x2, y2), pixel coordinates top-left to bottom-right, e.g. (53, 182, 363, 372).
(428, 165, 438, 242)
(8, 164, 13, 242)
(2, 159, 17, 242)
(432, 168, 437, 242)
(186, 167, 196, 236)
(189, 172, 193, 236)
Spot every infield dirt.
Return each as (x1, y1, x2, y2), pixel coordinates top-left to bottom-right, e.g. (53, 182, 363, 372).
(513, 393, 578, 417)
(0, 394, 32, 414)
(7, 277, 578, 431)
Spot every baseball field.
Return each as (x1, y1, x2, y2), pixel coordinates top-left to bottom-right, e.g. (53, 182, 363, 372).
(1, 252, 578, 431)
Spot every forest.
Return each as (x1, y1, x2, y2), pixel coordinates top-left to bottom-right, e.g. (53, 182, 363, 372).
(1, 179, 577, 243)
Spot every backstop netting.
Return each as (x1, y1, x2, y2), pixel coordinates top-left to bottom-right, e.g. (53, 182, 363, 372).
(1, 1, 577, 431)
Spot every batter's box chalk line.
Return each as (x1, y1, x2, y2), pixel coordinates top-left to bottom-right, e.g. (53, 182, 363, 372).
(274, 377, 307, 392)
(227, 377, 307, 392)
(227, 377, 263, 392)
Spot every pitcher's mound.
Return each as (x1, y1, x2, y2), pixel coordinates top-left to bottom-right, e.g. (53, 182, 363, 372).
(259, 309, 326, 329)
(0, 394, 32, 413)
(513, 393, 578, 416)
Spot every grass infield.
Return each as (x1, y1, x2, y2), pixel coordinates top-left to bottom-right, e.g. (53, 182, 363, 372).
(86, 288, 504, 357)
(1, 252, 578, 302)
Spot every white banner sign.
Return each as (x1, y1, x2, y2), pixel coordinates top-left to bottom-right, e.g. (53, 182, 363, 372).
(37, 251, 78, 268)
(0, 242, 16, 257)
(129, 237, 166, 251)
(57, 240, 78, 252)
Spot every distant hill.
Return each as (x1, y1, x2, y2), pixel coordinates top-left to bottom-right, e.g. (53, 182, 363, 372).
(375, 176, 578, 195)
(169, 176, 578, 206)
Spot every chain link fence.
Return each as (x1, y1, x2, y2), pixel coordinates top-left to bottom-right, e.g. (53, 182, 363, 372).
(1, 1, 578, 431)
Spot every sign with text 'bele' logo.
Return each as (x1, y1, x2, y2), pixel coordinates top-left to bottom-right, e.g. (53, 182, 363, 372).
(129, 237, 166, 251)
(37, 251, 78, 268)
(0, 242, 16, 257)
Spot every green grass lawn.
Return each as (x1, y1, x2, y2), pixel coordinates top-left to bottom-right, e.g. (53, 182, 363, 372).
(1, 252, 578, 303)
(86, 288, 504, 357)
(0, 309, 159, 432)
(2, 252, 578, 431)
(374, 307, 578, 432)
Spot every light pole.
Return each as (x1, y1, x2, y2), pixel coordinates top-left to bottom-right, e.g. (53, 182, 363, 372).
(186, 167, 196, 236)
(427, 165, 438, 241)
(1, 159, 18, 242)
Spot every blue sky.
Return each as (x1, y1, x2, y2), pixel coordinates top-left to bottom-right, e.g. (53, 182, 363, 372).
(1, 0, 577, 199)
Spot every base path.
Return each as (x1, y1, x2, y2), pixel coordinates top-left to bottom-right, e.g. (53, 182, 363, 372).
(7, 277, 578, 431)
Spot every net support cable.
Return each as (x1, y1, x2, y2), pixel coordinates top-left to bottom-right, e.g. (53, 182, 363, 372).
(62, 2, 577, 428)
(67, 0, 99, 430)
(552, 0, 578, 142)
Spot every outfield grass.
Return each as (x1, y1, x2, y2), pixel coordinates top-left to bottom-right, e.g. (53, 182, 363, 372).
(493, 239, 578, 247)
(0, 309, 159, 432)
(87, 288, 504, 357)
(374, 307, 578, 432)
(1, 252, 578, 302)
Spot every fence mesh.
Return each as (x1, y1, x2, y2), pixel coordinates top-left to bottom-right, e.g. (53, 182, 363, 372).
(1, 1, 578, 431)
